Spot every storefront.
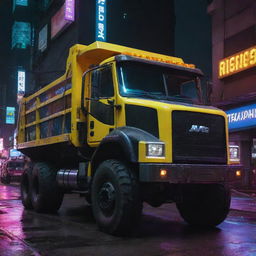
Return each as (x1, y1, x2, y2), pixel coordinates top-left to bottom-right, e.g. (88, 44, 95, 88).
(225, 102, 256, 188)
(217, 45, 256, 188)
(208, 0, 256, 189)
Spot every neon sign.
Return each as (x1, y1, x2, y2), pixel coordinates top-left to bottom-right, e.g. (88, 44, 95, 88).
(65, 0, 75, 21)
(96, 0, 107, 41)
(51, 0, 75, 39)
(6, 107, 15, 125)
(12, 22, 31, 49)
(219, 45, 256, 79)
(226, 103, 256, 131)
(17, 70, 25, 93)
(16, 0, 28, 6)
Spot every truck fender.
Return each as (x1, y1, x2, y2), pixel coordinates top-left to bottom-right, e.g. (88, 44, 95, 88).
(90, 126, 162, 175)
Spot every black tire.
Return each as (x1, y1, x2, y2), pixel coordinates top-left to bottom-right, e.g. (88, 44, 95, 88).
(91, 159, 142, 235)
(20, 166, 33, 209)
(85, 193, 91, 204)
(176, 184, 231, 226)
(1, 174, 10, 184)
(31, 162, 64, 213)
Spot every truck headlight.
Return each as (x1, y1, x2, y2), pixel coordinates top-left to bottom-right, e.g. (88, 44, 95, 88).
(146, 143, 165, 157)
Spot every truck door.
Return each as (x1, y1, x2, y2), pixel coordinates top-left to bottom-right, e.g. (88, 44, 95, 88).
(86, 65, 116, 144)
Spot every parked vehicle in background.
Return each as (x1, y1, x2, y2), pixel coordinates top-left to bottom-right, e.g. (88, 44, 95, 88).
(0, 157, 26, 184)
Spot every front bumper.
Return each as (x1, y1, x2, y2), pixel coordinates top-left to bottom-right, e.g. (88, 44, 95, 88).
(139, 163, 242, 183)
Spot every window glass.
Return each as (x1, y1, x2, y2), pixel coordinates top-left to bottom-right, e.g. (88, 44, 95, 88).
(25, 125, 36, 141)
(117, 61, 201, 104)
(91, 66, 114, 98)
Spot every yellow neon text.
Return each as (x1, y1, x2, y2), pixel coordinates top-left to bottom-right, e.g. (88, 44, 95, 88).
(219, 46, 256, 79)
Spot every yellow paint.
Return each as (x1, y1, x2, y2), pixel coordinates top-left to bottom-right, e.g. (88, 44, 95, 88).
(17, 41, 228, 167)
(219, 45, 256, 79)
(124, 97, 228, 163)
(87, 162, 92, 177)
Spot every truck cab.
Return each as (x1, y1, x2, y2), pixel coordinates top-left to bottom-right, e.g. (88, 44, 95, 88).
(82, 53, 228, 180)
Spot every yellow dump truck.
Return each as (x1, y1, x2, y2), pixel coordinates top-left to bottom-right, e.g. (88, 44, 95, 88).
(17, 41, 239, 235)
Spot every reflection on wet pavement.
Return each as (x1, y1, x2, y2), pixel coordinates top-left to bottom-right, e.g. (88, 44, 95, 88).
(0, 184, 256, 256)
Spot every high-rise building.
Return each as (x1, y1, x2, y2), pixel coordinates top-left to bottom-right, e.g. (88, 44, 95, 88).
(31, 0, 176, 88)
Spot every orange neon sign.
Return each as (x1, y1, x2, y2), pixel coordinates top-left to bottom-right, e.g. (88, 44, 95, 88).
(218, 45, 256, 79)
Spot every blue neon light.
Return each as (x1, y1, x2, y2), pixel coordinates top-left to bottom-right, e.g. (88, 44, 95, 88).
(16, 0, 28, 6)
(226, 103, 256, 131)
(6, 107, 15, 125)
(12, 22, 31, 49)
(95, 0, 107, 42)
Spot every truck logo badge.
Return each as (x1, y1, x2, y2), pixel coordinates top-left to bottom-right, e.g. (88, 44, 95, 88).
(189, 125, 209, 134)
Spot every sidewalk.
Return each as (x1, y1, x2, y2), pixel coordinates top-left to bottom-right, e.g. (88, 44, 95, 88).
(231, 189, 256, 213)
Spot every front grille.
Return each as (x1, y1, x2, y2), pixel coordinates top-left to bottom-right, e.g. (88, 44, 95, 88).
(172, 111, 227, 164)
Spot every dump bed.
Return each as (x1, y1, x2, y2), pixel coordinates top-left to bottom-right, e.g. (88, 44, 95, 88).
(16, 41, 187, 160)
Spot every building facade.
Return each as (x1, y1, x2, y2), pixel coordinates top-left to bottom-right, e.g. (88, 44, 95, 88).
(32, 0, 175, 89)
(0, 0, 33, 151)
(208, 0, 256, 188)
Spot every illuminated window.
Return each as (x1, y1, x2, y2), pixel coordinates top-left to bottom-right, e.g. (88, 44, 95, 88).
(12, 22, 31, 49)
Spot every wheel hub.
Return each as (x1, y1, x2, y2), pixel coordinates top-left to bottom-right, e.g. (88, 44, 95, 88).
(98, 182, 116, 215)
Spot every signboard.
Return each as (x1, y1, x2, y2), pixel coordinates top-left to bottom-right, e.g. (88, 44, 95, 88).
(38, 25, 48, 52)
(16, 0, 28, 6)
(17, 70, 25, 93)
(229, 145, 240, 164)
(226, 103, 256, 131)
(12, 22, 31, 49)
(219, 45, 256, 79)
(51, 0, 75, 39)
(17, 70, 25, 103)
(6, 107, 15, 124)
(65, 0, 75, 21)
(95, 0, 107, 41)
(9, 149, 23, 157)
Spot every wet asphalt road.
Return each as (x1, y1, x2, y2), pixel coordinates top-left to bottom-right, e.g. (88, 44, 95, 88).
(0, 184, 256, 256)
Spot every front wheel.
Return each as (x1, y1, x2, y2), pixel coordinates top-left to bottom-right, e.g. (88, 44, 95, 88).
(176, 184, 231, 227)
(91, 160, 142, 235)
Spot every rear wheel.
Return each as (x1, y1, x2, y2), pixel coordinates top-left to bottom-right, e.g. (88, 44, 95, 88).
(176, 184, 231, 226)
(20, 166, 33, 209)
(31, 162, 64, 213)
(91, 159, 142, 235)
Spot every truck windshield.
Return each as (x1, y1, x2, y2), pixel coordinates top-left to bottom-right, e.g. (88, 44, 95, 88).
(117, 61, 202, 104)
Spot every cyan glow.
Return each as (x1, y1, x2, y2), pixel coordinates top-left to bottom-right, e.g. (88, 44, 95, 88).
(6, 107, 15, 125)
(12, 22, 31, 49)
(16, 0, 28, 6)
(119, 67, 127, 93)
